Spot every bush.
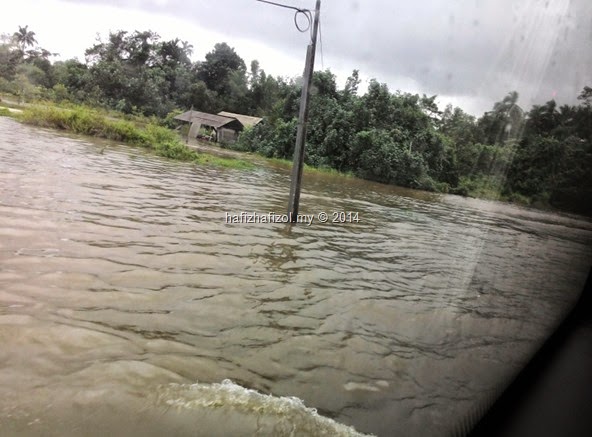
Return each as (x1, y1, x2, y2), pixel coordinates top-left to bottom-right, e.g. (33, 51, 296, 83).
(506, 191, 532, 205)
(154, 141, 194, 160)
(457, 175, 504, 199)
(51, 84, 70, 103)
(231, 119, 297, 158)
(160, 109, 184, 129)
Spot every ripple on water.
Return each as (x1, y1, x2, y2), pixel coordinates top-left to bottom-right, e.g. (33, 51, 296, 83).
(0, 117, 591, 436)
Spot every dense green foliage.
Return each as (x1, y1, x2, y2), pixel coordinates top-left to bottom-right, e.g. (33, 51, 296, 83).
(1, 27, 590, 214)
(237, 72, 591, 214)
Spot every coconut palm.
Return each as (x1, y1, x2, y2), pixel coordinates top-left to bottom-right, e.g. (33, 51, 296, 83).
(13, 25, 37, 52)
(181, 40, 193, 58)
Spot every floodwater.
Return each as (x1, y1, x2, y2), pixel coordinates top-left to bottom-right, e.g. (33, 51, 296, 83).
(1, 117, 591, 436)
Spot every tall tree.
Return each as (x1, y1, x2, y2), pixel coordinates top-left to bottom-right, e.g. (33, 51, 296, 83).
(478, 91, 525, 145)
(577, 86, 592, 108)
(343, 69, 361, 98)
(0, 33, 21, 80)
(12, 25, 37, 53)
(198, 42, 246, 96)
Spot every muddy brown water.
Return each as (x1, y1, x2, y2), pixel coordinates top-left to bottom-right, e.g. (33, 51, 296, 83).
(1, 117, 591, 436)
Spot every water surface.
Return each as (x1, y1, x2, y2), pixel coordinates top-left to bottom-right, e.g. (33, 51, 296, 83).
(1, 118, 591, 436)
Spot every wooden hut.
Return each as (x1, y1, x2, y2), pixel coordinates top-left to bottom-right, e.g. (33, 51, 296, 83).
(217, 111, 263, 129)
(174, 110, 244, 143)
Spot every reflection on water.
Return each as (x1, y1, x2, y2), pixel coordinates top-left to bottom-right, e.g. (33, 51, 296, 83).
(1, 117, 591, 436)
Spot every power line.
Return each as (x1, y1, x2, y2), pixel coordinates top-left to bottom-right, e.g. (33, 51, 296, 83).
(294, 9, 313, 35)
(255, 0, 304, 13)
(255, 0, 313, 39)
(255, 0, 323, 66)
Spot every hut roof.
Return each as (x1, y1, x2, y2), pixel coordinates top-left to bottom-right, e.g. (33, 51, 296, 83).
(174, 110, 244, 130)
(217, 111, 263, 128)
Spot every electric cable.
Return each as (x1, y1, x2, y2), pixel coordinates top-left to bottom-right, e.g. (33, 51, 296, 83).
(255, 0, 313, 40)
(294, 9, 313, 36)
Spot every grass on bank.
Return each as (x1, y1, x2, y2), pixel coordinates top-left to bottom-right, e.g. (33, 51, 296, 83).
(5, 104, 252, 169)
(263, 157, 355, 178)
(454, 175, 544, 207)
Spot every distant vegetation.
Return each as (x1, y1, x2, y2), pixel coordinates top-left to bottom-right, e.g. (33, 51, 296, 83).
(1, 27, 590, 214)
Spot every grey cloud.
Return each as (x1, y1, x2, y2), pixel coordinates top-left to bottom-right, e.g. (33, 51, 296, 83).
(64, 0, 591, 114)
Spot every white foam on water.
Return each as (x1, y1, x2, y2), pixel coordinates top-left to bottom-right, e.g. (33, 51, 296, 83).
(157, 379, 374, 437)
(343, 382, 380, 392)
(343, 380, 390, 392)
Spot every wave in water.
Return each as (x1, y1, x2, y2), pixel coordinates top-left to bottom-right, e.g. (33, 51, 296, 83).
(157, 379, 373, 436)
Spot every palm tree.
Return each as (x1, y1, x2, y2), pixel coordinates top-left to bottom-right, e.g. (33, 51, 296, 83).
(181, 40, 194, 58)
(13, 25, 37, 53)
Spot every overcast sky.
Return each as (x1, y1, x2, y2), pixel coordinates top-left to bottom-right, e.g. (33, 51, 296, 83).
(1, 0, 590, 115)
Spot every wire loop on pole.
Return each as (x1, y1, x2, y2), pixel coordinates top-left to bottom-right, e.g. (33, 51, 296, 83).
(294, 9, 312, 34)
(256, 0, 313, 40)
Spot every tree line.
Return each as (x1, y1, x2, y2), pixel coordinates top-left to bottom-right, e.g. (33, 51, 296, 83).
(1, 27, 590, 215)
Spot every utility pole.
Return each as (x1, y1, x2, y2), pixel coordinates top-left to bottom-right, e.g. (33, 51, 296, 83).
(287, 0, 321, 222)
